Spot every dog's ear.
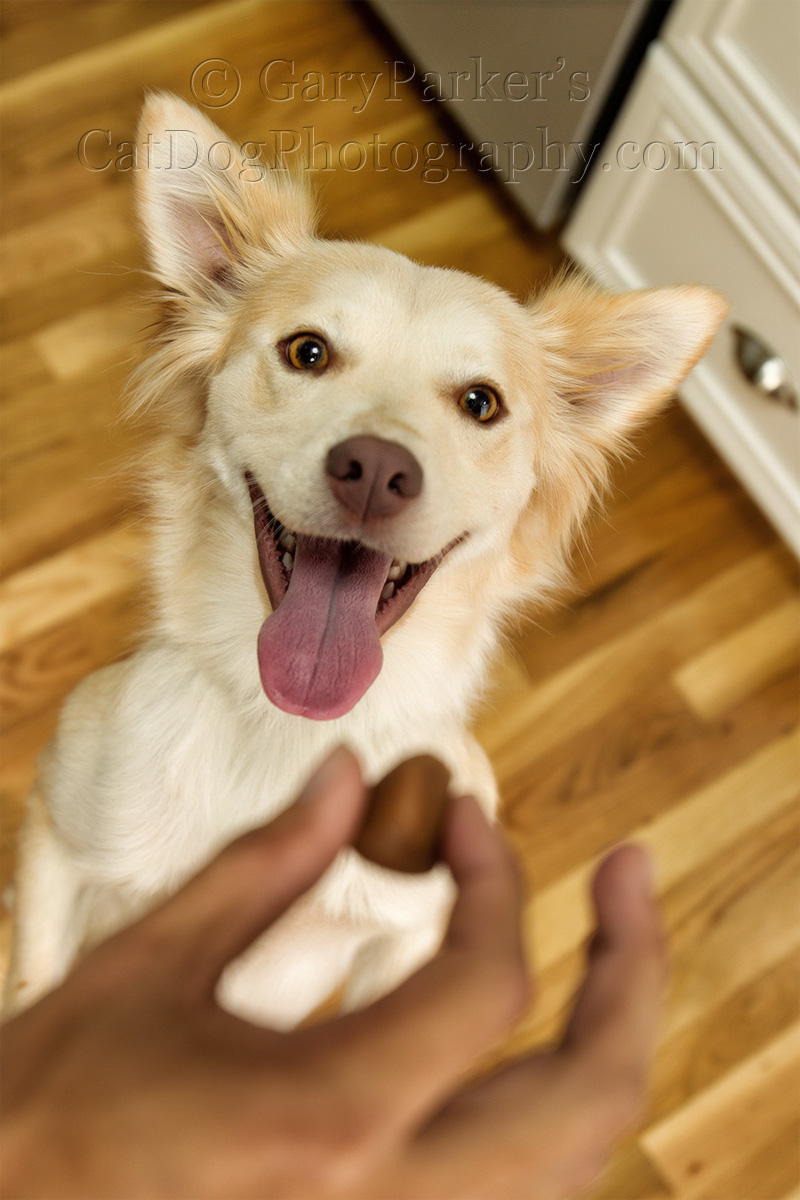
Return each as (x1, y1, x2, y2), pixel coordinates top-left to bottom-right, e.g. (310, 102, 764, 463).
(509, 273, 727, 597)
(135, 92, 315, 293)
(531, 271, 728, 448)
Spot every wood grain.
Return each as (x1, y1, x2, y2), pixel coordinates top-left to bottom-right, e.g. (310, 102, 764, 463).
(1, 4, 798, 1197)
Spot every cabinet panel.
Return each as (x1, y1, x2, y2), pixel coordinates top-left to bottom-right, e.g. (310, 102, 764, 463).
(565, 46, 800, 554)
(665, 0, 800, 202)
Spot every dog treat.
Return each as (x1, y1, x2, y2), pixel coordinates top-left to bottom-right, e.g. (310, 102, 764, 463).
(355, 755, 451, 873)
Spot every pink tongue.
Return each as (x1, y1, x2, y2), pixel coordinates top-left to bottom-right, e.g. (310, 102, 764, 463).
(257, 536, 392, 720)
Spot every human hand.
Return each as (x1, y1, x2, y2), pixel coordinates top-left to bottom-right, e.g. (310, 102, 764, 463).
(0, 747, 666, 1200)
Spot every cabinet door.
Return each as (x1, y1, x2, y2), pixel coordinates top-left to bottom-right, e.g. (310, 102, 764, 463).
(564, 45, 800, 556)
(665, 0, 800, 203)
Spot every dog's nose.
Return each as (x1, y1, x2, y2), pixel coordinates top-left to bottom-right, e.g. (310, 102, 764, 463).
(326, 436, 423, 520)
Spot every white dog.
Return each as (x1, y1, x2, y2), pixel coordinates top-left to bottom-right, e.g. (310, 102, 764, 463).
(4, 95, 726, 1028)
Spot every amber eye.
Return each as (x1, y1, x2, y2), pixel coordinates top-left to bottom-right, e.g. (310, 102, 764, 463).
(459, 385, 500, 423)
(285, 333, 329, 371)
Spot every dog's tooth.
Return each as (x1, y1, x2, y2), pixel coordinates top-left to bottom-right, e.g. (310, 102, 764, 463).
(280, 531, 296, 552)
(381, 581, 396, 601)
(387, 560, 406, 581)
(282, 551, 294, 573)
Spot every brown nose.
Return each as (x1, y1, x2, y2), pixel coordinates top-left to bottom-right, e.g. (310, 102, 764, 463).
(326, 436, 423, 521)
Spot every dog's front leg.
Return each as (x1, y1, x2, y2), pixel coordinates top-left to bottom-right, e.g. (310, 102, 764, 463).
(343, 917, 448, 1013)
(216, 898, 379, 1030)
(3, 788, 86, 1017)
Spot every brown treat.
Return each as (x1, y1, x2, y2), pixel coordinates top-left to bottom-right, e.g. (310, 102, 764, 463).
(354, 755, 451, 873)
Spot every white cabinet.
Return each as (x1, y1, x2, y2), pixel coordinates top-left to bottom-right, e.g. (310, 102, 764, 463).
(564, 0, 800, 556)
(665, 0, 800, 203)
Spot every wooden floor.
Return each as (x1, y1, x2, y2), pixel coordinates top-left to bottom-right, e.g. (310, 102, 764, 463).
(1, 3, 798, 1197)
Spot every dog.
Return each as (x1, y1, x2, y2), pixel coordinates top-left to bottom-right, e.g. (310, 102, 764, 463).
(4, 94, 726, 1028)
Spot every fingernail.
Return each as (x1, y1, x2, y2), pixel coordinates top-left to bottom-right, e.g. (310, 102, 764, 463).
(454, 793, 489, 821)
(447, 793, 494, 843)
(297, 745, 357, 804)
(599, 842, 657, 898)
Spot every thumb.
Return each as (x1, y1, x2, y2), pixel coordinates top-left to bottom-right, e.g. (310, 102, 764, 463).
(138, 746, 366, 997)
(561, 844, 667, 1077)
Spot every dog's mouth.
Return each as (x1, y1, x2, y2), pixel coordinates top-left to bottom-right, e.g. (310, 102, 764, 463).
(247, 473, 463, 720)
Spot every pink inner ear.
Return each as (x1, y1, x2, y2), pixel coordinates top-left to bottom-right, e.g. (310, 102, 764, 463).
(169, 197, 233, 282)
(565, 364, 635, 406)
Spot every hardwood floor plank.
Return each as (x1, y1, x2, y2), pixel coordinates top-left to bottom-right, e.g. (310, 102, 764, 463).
(0, 1, 209, 83)
(696, 1118, 799, 1200)
(0, 0, 284, 114)
(1, 261, 143, 346)
(0, 2, 377, 232)
(0, 522, 147, 650)
(0, 476, 142, 580)
(375, 190, 511, 258)
(1, 362, 133, 469)
(522, 728, 799, 975)
(0, 191, 133, 300)
(0, 336, 50, 395)
(661, 812, 800, 1041)
(673, 599, 800, 721)
(499, 669, 797, 894)
(513, 416, 796, 686)
(0, 585, 146, 733)
(585, 1141, 672, 1200)
(32, 295, 146, 383)
(0, 704, 61, 887)
(479, 546, 795, 789)
(650, 950, 800, 1126)
(642, 1023, 800, 1196)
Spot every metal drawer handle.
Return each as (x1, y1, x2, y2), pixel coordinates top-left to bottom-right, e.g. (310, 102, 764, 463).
(733, 326, 798, 411)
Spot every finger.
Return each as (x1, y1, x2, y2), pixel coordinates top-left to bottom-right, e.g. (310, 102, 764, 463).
(367, 847, 666, 1199)
(123, 746, 367, 995)
(308, 794, 530, 1137)
(561, 843, 668, 1084)
(368, 1056, 603, 1200)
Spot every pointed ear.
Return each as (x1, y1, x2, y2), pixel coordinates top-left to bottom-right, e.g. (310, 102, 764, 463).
(135, 92, 315, 293)
(531, 272, 728, 446)
(506, 273, 728, 601)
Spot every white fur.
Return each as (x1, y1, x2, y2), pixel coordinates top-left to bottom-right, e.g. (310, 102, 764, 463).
(4, 96, 727, 1027)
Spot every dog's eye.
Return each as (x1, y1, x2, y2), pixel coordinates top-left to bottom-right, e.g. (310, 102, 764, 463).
(285, 333, 329, 371)
(459, 385, 500, 423)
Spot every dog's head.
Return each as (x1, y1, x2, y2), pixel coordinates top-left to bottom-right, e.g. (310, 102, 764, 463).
(134, 94, 727, 720)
